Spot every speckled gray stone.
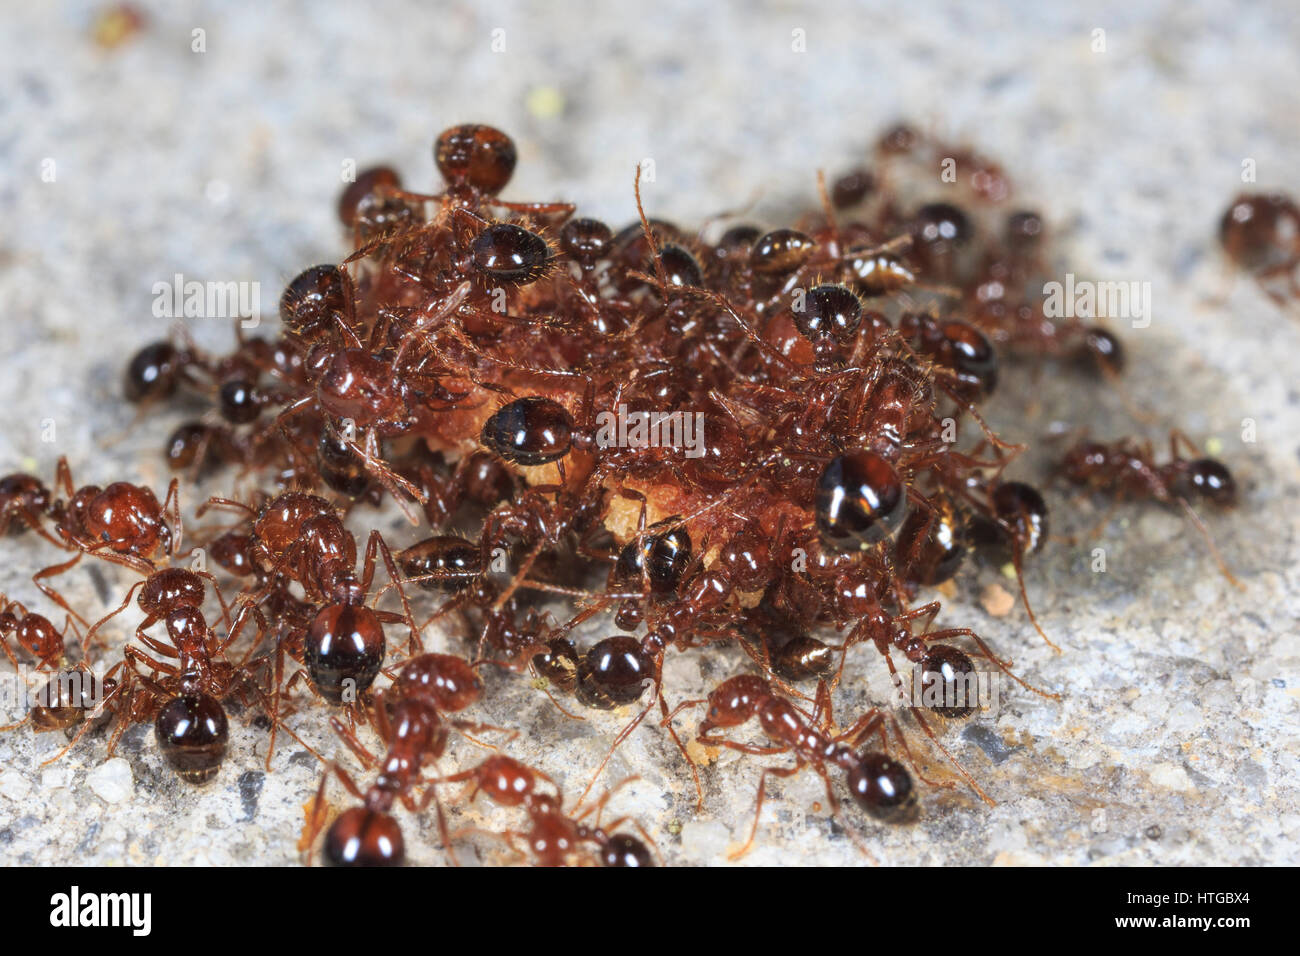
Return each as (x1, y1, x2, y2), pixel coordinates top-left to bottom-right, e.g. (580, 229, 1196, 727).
(0, 0, 1297, 866)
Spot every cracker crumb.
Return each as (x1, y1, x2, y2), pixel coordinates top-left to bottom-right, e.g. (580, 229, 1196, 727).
(981, 582, 1015, 617)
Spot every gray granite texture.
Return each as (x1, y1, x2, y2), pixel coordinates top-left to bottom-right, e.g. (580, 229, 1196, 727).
(0, 0, 1296, 865)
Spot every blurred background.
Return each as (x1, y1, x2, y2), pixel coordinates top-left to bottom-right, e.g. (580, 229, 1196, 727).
(0, 1, 1296, 865)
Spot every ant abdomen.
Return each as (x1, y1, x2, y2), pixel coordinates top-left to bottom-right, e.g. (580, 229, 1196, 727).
(31, 673, 115, 733)
(978, 481, 1049, 558)
(317, 428, 371, 498)
(324, 806, 404, 867)
(400, 535, 482, 591)
(895, 495, 969, 588)
(847, 752, 917, 823)
(154, 693, 229, 784)
(916, 645, 978, 719)
(470, 223, 553, 285)
(601, 833, 653, 867)
(612, 517, 692, 595)
(480, 397, 574, 466)
(123, 341, 184, 403)
(815, 449, 909, 553)
(750, 228, 815, 276)
(770, 635, 835, 683)
(1176, 458, 1237, 506)
(279, 265, 349, 344)
(575, 636, 654, 709)
(304, 604, 386, 704)
(790, 283, 863, 343)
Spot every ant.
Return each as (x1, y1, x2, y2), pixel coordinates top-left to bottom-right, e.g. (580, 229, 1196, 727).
(429, 755, 655, 866)
(1059, 432, 1242, 587)
(30, 458, 183, 627)
(668, 674, 950, 860)
(45, 599, 267, 783)
(307, 651, 487, 866)
(199, 491, 421, 710)
(1219, 192, 1300, 305)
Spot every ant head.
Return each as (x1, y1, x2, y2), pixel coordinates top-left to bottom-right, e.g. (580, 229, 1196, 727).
(435, 124, 517, 196)
(559, 217, 613, 268)
(702, 674, 768, 731)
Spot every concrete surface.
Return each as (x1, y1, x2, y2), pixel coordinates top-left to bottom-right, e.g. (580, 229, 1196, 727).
(0, 0, 1297, 865)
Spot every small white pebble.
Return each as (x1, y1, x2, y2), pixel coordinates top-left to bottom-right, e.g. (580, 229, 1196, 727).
(40, 767, 72, 790)
(680, 820, 731, 858)
(87, 758, 134, 804)
(1148, 762, 1194, 792)
(0, 771, 32, 802)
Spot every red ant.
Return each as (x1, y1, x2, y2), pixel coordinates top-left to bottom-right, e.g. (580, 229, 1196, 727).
(1219, 192, 1300, 305)
(1060, 432, 1242, 587)
(307, 651, 487, 866)
(667, 674, 956, 860)
(199, 491, 421, 712)
(430, 755, 655, 866)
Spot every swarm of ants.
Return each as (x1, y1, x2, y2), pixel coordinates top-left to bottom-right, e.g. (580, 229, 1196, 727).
(0, 120, 1257, 866)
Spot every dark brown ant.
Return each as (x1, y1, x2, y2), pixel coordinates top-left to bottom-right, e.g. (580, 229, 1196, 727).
(1219, 192, 1300, 303)
(309, 651, 485, 866)
(46, 600, 267, 782)
(1060, 432, 1242, 587)
(430, 755, 655, 866)
(200, 491, 421, 706)
(667, 674, 943, 859)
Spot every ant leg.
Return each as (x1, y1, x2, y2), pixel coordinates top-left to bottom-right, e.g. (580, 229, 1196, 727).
(299, 772, 333, 863)
(54, 457, 75, 499)
(576, 696, 658, 808)
(907, 705, 993, 806)
(33, 554, 89, 628)
(161, 478, 183, 557)
(360, 530, 422, 653)
(923, 626, 1060, 700)
(728, 762, 801, 861)
(1178, 499, 1244, 590)
(328, 716, 381, 770)
(195, 495, 257, 520)
(345, 429, 426, 526)
(84, 580, 146, 657)
(486, 198, 577, 217)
